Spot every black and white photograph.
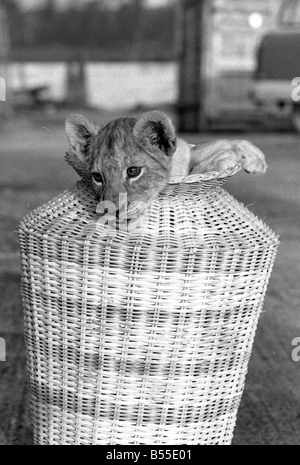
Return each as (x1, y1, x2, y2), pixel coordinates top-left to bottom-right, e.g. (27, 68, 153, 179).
(0, 0, 299, 447)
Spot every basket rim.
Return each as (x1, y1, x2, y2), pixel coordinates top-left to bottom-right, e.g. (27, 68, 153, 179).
(168, 165, 242, 184)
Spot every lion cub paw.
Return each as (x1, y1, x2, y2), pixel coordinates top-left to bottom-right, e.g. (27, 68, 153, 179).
(190, 139, 267, 175)
(231, 140, 267, 174)
(191, 149, 240, 175)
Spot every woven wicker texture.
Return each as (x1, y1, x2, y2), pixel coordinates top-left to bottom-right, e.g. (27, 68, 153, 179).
(19, 171, 278, 445)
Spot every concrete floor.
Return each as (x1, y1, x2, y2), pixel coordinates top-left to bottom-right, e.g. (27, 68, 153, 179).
(0, 116, 299, 445)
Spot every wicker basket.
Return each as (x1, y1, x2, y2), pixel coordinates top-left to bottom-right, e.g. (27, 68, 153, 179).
(19, 165, 278, 445)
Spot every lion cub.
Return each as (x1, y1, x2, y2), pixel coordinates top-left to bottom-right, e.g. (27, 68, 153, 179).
(65, 110, 267, 212)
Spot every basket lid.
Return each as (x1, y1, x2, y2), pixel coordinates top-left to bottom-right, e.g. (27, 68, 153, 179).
(19, 179, 279, 253)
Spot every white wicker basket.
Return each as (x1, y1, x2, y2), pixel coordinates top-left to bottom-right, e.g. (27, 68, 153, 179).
(19, 166, 278, 445)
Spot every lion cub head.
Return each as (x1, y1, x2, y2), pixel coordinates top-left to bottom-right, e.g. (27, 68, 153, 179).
(65, 111, 177, 213)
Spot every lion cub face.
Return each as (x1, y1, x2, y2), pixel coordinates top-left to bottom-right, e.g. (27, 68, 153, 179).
(65, 111, 177, 212)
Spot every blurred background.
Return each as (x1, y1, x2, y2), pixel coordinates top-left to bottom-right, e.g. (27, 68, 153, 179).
(0, 0, 298, 129)
(1, 0, 300, 445)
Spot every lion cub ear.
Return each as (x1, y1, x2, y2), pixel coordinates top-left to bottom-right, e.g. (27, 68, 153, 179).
(65, 114, 99, 165)
(133, 111, 177, 157)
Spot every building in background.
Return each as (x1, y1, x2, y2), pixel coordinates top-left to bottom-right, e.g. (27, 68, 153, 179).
(177, 0, 282, 131)
(0, 1, 9, 114)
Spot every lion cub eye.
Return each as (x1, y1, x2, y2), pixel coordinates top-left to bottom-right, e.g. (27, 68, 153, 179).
(127, 167, 141, 178)
(92, 172, 104, 184)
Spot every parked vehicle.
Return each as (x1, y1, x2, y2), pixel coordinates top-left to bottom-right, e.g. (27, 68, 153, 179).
(251, 0, 300, 131)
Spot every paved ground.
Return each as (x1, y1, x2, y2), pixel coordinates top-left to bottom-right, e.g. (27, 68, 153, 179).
(0, 113, 300, 445)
